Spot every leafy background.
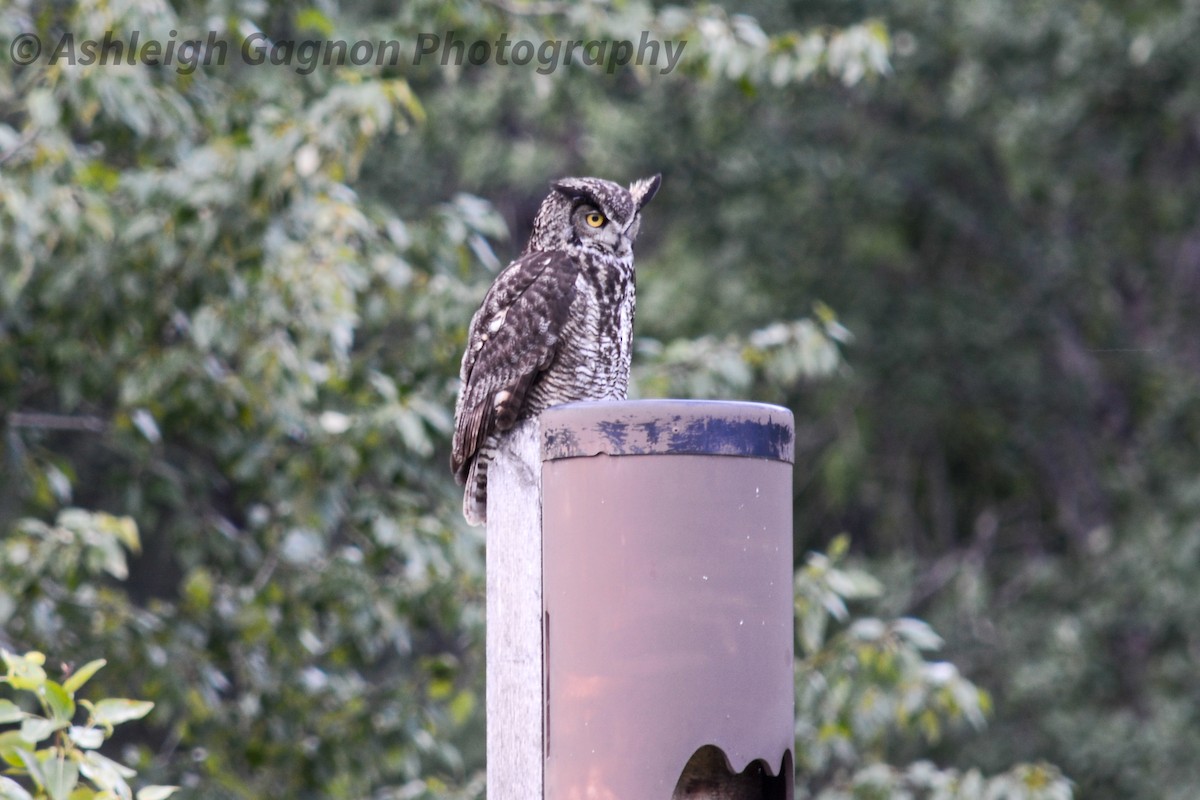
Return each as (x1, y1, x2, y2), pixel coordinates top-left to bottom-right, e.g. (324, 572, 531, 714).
(2, 0, 1198, 797)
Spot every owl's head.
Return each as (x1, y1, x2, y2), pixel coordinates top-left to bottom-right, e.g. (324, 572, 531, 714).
(527, 174, 662, 257)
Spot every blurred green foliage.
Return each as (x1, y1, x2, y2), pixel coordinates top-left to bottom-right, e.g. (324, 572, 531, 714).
(0, 632, 178, 800)
(2, 0, 1197, 797)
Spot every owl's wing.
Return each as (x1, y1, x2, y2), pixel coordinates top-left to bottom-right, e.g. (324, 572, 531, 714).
(451, 249, 579, 484)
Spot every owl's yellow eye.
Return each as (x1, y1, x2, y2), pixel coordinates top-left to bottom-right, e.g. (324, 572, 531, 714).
(585, 212, 606, 228)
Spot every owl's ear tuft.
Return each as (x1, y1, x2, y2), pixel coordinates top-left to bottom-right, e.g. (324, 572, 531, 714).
(629, 174, 662, 210)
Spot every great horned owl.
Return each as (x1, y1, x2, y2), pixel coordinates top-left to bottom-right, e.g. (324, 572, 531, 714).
(451, 174, 662, 525)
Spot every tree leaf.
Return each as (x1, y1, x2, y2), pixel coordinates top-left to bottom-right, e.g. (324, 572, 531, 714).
(294, 8, 335, 37)
(19, 717, 62, 745)
(2, 652, 47, 692)
(43, 682, 74, 723)
(0, 700, 24, 725)
(0, 731, 29, 767)
(68, 726, 104, 750)
(16, 749, 44, 790)
(88, 700, 153, 728)
(893, 618, 944, 651)
(136, 787, 180, 800)
(63, 661, 106, 697)
(78, 751, 134, 799)
(96, 514, 140, 555)
(42, 754, 79, 800)
(0, 776, 34, 800)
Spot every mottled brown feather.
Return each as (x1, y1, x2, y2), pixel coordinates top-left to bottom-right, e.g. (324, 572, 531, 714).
(451, 249, 578, 485)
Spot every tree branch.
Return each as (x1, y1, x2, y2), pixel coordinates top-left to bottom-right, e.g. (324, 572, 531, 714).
(6, 411, 109, 433)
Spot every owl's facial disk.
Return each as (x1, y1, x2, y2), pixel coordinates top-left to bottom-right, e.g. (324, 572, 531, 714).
(542, 174, 661, 256)
(571, 202, 632, 255)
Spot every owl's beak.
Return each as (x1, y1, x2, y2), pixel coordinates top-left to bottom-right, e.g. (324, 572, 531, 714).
(616, 230, 634, 258)
(621, 214, 643, 245)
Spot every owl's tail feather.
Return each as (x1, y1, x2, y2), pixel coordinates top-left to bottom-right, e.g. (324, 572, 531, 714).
(462, 439, 497, 527)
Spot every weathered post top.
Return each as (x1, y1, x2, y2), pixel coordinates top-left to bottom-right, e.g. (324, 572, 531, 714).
(540, 399, 795, 463)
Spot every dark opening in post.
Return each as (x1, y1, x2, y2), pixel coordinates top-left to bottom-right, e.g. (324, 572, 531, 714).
(671, 745, 793, 800)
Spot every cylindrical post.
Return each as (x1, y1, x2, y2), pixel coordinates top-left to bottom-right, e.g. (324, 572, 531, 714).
(541, 400, 795, 800)
(487, 400, 795, 800)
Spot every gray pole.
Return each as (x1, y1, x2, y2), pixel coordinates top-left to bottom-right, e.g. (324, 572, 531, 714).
(487, 418, 544, 800)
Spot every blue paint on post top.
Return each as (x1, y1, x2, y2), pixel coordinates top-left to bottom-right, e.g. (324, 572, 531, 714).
(540, 399, 795, 464)
(596, 419, 629, 450)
